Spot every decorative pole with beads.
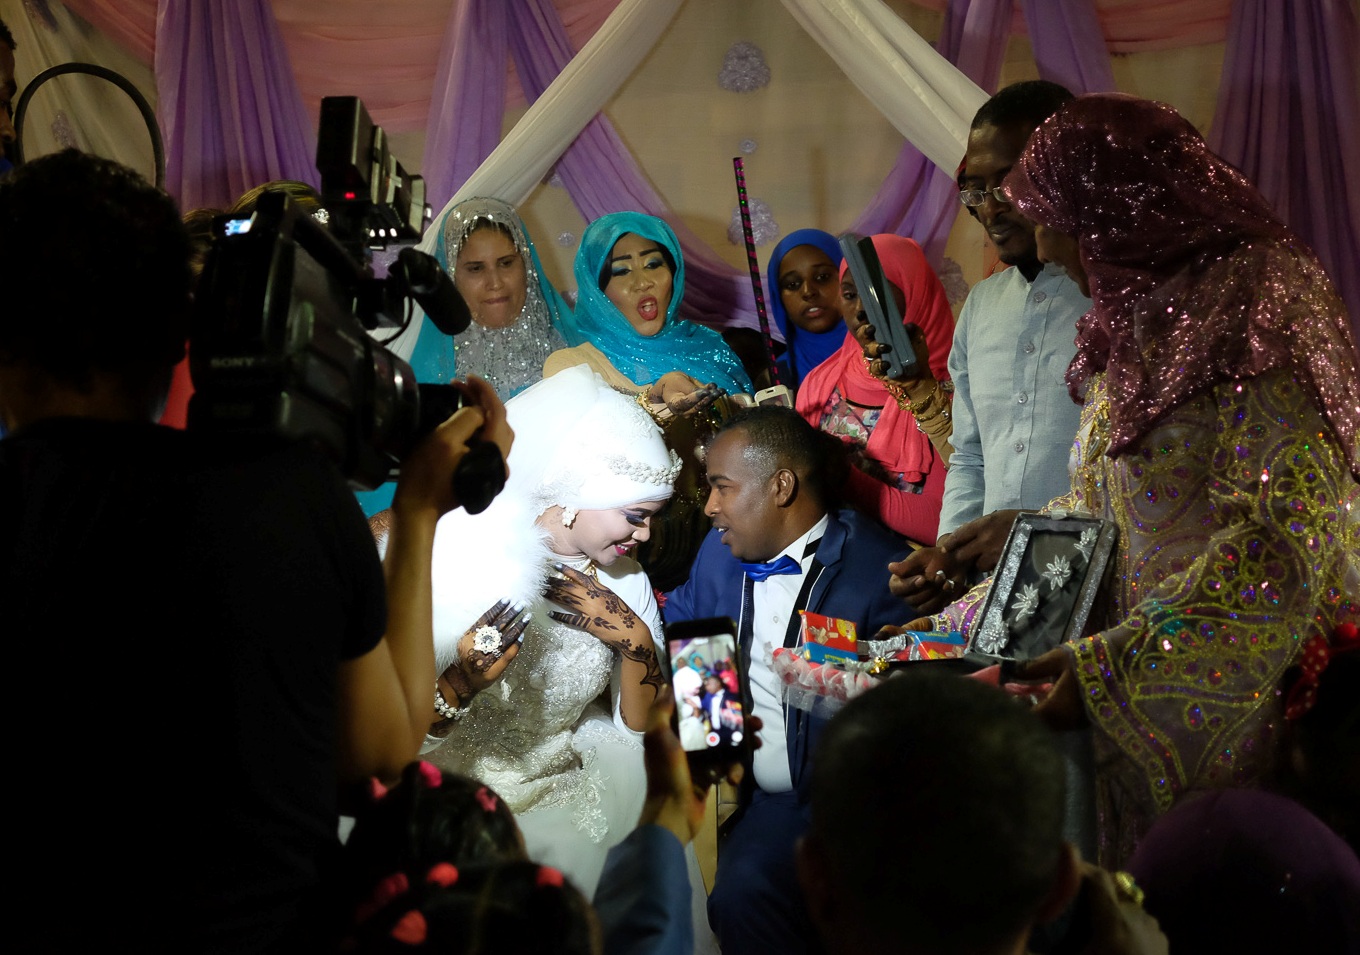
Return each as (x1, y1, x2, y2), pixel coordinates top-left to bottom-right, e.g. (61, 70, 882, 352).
(732, 157, 781, 386)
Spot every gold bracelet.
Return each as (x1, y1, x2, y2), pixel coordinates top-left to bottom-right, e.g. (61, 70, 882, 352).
(635, 387, 676, 428)
(881, 379, 914, 413)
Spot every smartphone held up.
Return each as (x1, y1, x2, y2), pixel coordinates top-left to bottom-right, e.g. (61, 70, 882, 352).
(666, 617, 751, 781)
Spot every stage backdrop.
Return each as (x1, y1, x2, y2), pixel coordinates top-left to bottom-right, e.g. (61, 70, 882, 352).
(11, 0, 1357, 343)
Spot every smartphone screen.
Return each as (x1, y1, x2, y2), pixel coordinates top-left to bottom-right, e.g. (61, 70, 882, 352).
(666, 619, 746, 759)
(222, 216, 254, 236)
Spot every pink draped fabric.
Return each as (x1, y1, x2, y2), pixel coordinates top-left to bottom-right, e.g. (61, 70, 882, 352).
(907, 0, 1234, 51)
(59, 0, 1234, 133)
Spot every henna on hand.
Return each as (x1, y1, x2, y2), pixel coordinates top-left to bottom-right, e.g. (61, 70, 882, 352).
(602, 592, 639, 625)
(549, 610, 622, 634)
(441, 665, 478, 707)
(546, 566, 643, 633)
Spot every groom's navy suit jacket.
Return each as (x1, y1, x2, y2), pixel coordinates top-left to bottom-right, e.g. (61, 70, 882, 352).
(664, 508, 908, 798)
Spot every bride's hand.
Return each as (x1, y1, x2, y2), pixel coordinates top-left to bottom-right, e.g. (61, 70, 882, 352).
(649, 372, 725, 416)
(545, 564, 650, 647)
(437, 599, 530, 713)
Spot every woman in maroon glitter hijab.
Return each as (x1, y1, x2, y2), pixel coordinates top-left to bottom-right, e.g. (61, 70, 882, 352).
(922, 94, 1360, 866)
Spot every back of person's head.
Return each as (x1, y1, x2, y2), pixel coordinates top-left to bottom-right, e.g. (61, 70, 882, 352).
(0, 149, 191, 390)
(182, 205, 225, 280)
(800, 671, 1070, 955)
(711, 404, 845, 510)
(1129, 789, 1360, 953)
(0, 18, 15, 50)
(228, 178, 322, 216)
(341, 761, 526, 916)
(971, 80, 1074, 133)
(346, 860, 599, 955)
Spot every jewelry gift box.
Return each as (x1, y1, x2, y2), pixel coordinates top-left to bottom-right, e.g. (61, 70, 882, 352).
(968, 512, 1118, 662)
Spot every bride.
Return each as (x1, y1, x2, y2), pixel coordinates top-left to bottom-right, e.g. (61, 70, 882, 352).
(407, 365, 679, 895)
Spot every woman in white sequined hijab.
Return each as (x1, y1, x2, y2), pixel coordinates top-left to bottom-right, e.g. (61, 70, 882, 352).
(407, 197, 568, 399)
(413, 366, 693, 902)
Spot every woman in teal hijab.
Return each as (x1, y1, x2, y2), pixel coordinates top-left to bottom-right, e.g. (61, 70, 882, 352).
(548, 212, 752, 396)
(547, 212, 752, 589)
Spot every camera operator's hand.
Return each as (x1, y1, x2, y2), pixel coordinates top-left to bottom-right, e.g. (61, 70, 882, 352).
(393, 375, 513, 519)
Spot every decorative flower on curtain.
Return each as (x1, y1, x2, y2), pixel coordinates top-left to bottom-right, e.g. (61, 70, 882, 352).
(718, 41, 771, 93)
(739, 138, 758, 155)
(727, 197, 779, 246)
(557, 231, 576, 247)
(51, 112, 77, 149)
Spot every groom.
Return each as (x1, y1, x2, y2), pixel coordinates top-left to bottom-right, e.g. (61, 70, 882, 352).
(665, 406, 909, 955)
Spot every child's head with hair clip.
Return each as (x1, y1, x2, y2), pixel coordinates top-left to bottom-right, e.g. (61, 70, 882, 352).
(345, 861, 600, 955)
(340, 761, 526, 922)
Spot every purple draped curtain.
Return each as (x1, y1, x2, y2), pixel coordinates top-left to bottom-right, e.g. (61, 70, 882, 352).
(1210, 0, 1360, 335)
(1023, 0, 1117, 94)
(155, 0, 317, 211)
(421, 0, 510, 212)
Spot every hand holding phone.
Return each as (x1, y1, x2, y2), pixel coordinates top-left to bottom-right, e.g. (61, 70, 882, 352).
(838, 233, 921, 381)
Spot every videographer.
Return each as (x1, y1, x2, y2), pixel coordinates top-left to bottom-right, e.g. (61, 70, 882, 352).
(0, 148, 511, 952)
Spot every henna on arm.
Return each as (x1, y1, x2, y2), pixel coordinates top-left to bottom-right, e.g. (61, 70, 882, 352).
(617, 637, 668, 694)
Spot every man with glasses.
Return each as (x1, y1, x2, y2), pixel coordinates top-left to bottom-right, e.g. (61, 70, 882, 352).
(890, 81, 1090, 615)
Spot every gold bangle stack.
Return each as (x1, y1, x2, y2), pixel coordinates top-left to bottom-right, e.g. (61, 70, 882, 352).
(884, 379, 953, 420)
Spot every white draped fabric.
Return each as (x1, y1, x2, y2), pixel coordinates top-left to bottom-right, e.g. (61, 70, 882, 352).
(779, 0, 988, 172)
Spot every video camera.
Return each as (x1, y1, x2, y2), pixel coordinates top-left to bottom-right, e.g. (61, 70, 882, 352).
(189, 97, 505, 512)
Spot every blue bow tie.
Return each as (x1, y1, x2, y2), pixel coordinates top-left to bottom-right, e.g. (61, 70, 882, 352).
(740, 554, 802, 582)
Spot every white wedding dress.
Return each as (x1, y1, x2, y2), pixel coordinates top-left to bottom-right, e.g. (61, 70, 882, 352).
(413, 449, 717, 952)
(423, 545, 659, 894)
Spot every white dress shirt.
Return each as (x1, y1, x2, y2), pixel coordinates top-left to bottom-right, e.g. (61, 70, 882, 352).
(747, 515, 829, 793)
